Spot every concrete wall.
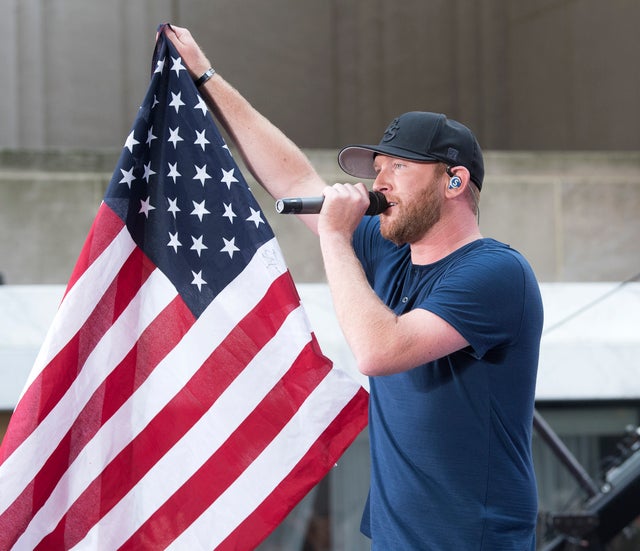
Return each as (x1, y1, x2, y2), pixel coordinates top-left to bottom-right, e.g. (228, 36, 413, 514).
(1, 149, 639, 286)
(1, 0, 638, 308)
(1, 0, 639, 152)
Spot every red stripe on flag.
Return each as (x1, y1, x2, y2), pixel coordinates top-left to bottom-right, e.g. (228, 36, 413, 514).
(0, 295, 193, 550)
(120, 339, 333, 550)
(33, 273, 300, 550)
(218, 387, 369, 551)
(0, 245, 153, 465)
(0, 296, 195, 549)
(64, 203, 125, 297)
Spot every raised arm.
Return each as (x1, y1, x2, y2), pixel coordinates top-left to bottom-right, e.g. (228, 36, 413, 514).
(164, 25, 325, 233)
(162, 26, 472, 377)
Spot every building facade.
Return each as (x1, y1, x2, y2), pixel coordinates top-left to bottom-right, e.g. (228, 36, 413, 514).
(1, 0, 640, 549)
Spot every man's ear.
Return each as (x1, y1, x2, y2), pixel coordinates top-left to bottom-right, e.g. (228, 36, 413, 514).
(444, 166, 470, 195)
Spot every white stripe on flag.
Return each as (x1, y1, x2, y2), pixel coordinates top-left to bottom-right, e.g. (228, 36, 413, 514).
(11, 238, 286, 549)
(0, 266, 175, 517)
(19, 225, 135, 398)
(172, 368, 362, 549)
(73, 305, 313, 550)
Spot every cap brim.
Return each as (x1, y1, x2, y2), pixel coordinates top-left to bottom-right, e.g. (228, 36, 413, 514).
(338, 144, 440, 179)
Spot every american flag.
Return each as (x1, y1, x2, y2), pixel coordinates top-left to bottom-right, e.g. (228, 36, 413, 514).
(0, 28, 368, 550)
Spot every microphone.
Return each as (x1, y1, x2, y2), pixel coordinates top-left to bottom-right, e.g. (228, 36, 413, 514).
(275, 191, 389, 215)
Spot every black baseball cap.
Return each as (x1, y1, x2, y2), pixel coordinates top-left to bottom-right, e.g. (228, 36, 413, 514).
(338, 111, 484, 190)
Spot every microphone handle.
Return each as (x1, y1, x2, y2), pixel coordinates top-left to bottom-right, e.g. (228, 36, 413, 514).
(275, 196, 324, 214)
(275, 191, 388, 215)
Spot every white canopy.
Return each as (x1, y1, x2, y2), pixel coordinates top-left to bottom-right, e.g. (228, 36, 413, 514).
(536, 282, 640, 400)
(1, 283, 639, 409)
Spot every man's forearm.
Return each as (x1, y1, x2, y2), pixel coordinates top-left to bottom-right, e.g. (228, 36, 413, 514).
(319, 230, 399, 376)
(164, 25, 325, 211)
(197, 75, 324, 202)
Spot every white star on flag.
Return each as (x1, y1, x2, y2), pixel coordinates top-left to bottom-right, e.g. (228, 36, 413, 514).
(193, 164, 211, 186)
(167, 162, 181, 183)
(143, 162, 156, 183)
(191, 269, 206, 290)
(194, 129, 210, 151)
(168, 127, 183, 148)
(154, 57, 165, 74)
(220, 236, 240, 259)
(222, 203, 236, 223)
(194, 96, 208, 116)
(191, 200, 210, 222)
(169, 91, 185, 113)
(190, 235, 208, 257)
(167, 231, 181, 253)
(170, 56, 186, 75)
(167, 197, 180, 218)
(124, 131, 139, 153)
(119, 166, 136, 188)
(139, 196, 155, 218)
(146, 126, 157, 145)
(246, 208, 264, 228)
(221, 167, 239, 189)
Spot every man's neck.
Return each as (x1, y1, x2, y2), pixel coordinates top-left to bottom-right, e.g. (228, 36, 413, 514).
(409, 218, 482, 265)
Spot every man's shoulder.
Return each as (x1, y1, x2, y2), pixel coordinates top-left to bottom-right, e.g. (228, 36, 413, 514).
(453, 238, 533, 272)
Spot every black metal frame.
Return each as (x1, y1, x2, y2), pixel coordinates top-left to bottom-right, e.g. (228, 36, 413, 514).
(534, 409, 640, 550)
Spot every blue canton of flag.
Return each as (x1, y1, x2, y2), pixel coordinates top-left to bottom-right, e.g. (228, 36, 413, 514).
(106, 33, 273, 318)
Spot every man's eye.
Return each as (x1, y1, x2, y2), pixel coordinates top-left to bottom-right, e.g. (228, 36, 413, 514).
(393, 162, 405, 170)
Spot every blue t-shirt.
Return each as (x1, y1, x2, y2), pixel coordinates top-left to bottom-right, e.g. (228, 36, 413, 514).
(353, 217, 543, 551)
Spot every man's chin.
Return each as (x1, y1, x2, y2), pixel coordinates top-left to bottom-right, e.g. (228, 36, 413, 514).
(379, 224, 405, 246)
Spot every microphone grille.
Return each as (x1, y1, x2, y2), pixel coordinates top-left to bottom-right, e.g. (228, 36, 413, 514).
(365, 191, 389, 215)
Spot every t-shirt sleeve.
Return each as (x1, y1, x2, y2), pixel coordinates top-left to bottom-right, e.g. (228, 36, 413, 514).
(418, 248, 530, 359)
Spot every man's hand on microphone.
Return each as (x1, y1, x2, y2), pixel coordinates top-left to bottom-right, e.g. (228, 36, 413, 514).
(318, 183, 371, 237)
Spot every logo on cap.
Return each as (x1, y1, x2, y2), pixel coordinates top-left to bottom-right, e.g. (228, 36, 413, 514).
(383, 118, 400, 142)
